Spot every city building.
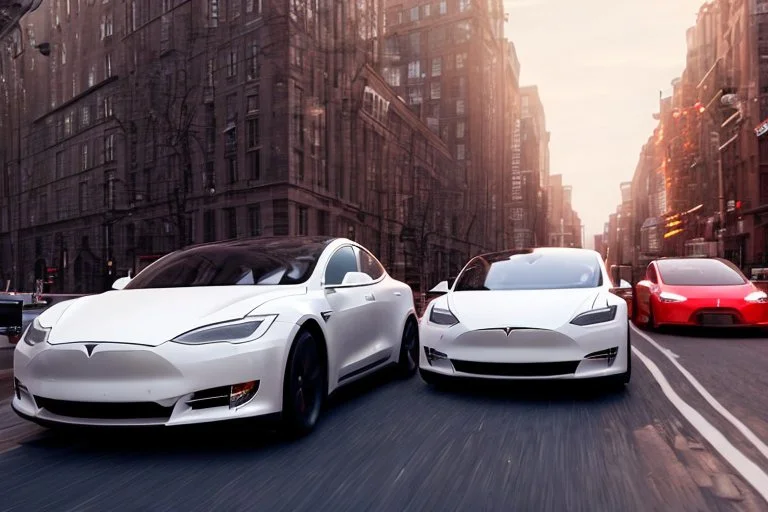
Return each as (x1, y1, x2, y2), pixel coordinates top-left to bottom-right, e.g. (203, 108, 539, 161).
(0, 0, 469, 294)
(382, 0, 522, 253)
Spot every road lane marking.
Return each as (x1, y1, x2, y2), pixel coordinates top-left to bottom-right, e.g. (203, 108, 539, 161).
(632, 346, 768, 504)
(632, 324, 768, 462)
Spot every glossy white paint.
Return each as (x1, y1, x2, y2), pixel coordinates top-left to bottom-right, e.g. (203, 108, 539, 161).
(419, 247, 630, 382)
(13, 238, 416, 427)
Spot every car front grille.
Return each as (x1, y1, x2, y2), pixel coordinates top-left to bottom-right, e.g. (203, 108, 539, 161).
(696, 312, 739, 326)
(450, 359, 580, 377)
(34, 396, 174, 420)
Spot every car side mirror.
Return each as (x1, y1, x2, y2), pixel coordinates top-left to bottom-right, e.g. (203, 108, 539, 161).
(339, 271, 374, 286)
(112, 276, 131, 290)
(429, 281, 450, 294)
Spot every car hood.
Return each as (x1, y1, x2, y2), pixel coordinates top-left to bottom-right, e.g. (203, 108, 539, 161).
(447, 289, 603, 330)
(661, 283, 755, 300)
(45, 286, 306, 346)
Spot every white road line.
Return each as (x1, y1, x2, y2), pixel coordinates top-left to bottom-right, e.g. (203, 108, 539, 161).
(632, 346, 768, 504)
(632, 324, 768, 462)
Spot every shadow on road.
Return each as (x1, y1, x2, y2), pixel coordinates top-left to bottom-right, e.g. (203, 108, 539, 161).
(418, 376, 629, 405)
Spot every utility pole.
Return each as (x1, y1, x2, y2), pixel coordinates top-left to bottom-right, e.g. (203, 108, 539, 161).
(711, 131, 725, 258)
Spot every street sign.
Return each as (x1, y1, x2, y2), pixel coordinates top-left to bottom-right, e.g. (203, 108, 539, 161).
(755, 118, 768, 137)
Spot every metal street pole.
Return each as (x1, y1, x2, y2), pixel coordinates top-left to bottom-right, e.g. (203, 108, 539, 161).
(711, 131, 725, 258)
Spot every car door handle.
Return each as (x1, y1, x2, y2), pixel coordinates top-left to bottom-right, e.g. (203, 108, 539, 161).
(394, 292, 402, 296)
(365, 293, 376, 301)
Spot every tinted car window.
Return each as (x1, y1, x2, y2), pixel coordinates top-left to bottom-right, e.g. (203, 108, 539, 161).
(454, 250, 603, 291)
(324, 246, 358, 286)
(125, 237, 331, 289)
(357, 248, 385, 280)
(656, 259, 746, 286)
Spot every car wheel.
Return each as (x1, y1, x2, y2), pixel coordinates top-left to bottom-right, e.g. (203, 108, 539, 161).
(608, 325, 632, 390)
(282, 329, 326, 438)
(646, 301, 657, 330)
(396, 317, 419, 378)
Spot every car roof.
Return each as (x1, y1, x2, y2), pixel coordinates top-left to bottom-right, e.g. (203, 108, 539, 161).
(178, 236, 339, 253)
(475, 247, 601, 259)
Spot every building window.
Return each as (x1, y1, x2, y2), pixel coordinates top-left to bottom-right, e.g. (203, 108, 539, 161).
(430, 82, 441, 100)
(248, 149, 261, 180)
(459, 0, 471, 12)
(81, 143, 89, 170)
(105, 53, 112, 77)
(249, 205, 261, 236)
(383, 67, 401, 87)
(104, 134, 115, 162)
(431, 57, 441, 77)
(225, 208, 237, 238)
(457, 144, 466, 160)
(247, 116, 260, 148)
(227, 156, 237, 183)
(248, 42, 260, 80)
(247, 90, 259, 112)
(81, 106, 90, 127)
(246, 0, 263, 15)
(410, 6, 419, 21)
(423, 3, 431, 16)
(456, 99, 465, 115)
(408, 61, 421, 79)
(297, 206, 308, 236)
(204, 210, 216, 242)
(408, 87, 423, 105)
(104, 96, 113, 117)
(144, 168, 152, 202)
(227, 50, 237, 78)
(79, 182, 88, 212)
(209, 0, 219, 27)
(456, 120, 465, 138)
(456, 53, 467, 69)
(409, 33, 420, 53)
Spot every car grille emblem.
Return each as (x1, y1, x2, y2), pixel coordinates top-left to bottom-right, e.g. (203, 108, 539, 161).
(503, 327, 514, 337)
(84, 344, 98, 357)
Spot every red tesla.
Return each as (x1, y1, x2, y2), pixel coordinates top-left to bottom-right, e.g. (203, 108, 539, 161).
(633, 257, 768, 329)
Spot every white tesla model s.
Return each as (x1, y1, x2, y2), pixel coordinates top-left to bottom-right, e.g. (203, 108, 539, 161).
(13, 237, 419, 435)
(419, 247, 632, 387)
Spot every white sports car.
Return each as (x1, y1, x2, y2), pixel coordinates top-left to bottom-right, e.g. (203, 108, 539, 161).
(419, 247, 632, 387)
(13, 237, 419, 435)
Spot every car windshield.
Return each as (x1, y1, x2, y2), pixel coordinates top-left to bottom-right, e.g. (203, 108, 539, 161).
(454, 250, 603, 291)
(125, 237, 333, 289)
(656, 259, 747, 286)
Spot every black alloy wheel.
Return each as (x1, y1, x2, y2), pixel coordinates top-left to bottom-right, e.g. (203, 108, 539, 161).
(396, 318, 419, 378)
(282, 330, 326, 437)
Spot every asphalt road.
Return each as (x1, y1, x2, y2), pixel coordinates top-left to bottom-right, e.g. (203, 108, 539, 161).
(0, 328, 767, 512)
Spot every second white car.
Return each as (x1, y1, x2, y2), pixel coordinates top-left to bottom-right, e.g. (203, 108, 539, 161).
(419, 247, 631, 387)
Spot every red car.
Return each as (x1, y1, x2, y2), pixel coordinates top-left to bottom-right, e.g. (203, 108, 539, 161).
(633, 257, 768, 329)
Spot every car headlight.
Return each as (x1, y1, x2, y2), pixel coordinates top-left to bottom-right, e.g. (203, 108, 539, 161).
(172, 315, 277, 345)
(745, 291, 768, 303)
(429, 306, 459, 326)
(659, 292, 687, 303)
(24, 317, 51, 346)
(570, 306, 617, 326)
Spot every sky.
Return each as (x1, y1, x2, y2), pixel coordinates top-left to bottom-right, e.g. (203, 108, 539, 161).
(504, 0, 707, 247)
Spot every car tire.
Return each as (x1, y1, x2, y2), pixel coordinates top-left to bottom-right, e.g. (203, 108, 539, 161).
(281, 329, 327, 438)
(396, 317, 419, 378)
(646, 301, 657, 330)
(608, 325, 632, 390)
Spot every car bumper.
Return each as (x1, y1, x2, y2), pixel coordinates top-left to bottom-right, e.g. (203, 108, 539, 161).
(653, 300, 768, 327)
(12, 320, 299, 427)
(418, 319, 629, 380)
